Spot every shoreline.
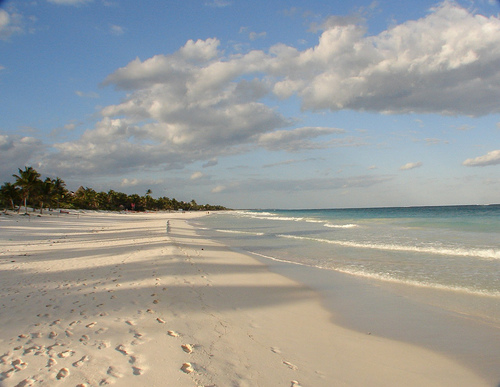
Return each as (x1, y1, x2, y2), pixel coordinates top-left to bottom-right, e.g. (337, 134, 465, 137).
(247, 252, 500, 384)
(0, 212, 493, 386)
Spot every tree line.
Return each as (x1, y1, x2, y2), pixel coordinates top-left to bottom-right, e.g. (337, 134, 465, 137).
(0, 166, 228, 213)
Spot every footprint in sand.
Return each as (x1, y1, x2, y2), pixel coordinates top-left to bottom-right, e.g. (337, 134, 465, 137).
(12, 358, 28, 370)
(181, 344, 193, 354)
(1, 368, 16, 380)
(80, 334, 90, 343)
(107, 365, 123, 378)
(58, 350, 75, 358)
(72, 355, 89, 367)
(167, 330, 179, 337)
(56, 367, 69, 379)
(132, 366, 143, 376)
(14, 377, 35, 386)
(291, 381, 302, 387)
(283, 361, 298, 370)
(115, 344, 130, 356)
(180, 362, 194, 374)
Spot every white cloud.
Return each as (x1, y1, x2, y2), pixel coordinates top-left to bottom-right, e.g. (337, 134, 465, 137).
(463, 149, 500, 166)
(400, 161, 422, 170)
(120, 178, 139, 186)
(45, 38, 291, 176)
(110, 24, 124, 36)
(272, 2, 500, 115)
(40, 3, 500, 178)
(190, 171, 203, 180)
(0, 135, 44, 181)
(211, 185, 226, 193)
(0, 8, 24, 40)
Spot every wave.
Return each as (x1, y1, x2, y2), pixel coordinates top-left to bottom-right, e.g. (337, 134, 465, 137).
(334, 267, 500, 298)
(215, 229, 265, 236)
(277, 234, 500, 260)
(248, 251, 500, 298)
(234, 210, 359, 229)
(324, 223, 358, 229)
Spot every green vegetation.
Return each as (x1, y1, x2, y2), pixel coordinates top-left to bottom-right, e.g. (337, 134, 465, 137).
(1, 166, 227, 213)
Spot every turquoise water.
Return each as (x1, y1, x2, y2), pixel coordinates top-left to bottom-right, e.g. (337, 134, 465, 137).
(193, 205, 500, 381)
(194, 205, 500, 301)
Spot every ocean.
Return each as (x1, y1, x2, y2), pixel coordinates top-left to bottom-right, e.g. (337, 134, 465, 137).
(192, 205, 500, 325)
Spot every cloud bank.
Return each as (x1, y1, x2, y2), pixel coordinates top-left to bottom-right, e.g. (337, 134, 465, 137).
(26, 2, 500, 179)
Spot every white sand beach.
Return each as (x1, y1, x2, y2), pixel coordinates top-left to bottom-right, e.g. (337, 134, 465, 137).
(0, 211, 490, 386)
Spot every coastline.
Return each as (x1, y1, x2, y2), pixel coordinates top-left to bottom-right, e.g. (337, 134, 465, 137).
(0, 211, 492, 386)
(249, 252, 500, 384)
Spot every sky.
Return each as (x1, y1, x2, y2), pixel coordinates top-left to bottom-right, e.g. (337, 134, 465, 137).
(1, 0, 500, 209)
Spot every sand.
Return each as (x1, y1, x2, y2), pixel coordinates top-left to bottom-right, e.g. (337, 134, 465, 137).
(0, 211, 491, 386)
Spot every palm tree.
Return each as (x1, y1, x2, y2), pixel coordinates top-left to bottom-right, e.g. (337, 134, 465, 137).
(144, 188, 153, 210)
(52, 177, 67, 209)
(13, 166, 41, 214)
(37, 178, 55, 214)
(73, 186, 98, 209)
(0, 182, 20, 210)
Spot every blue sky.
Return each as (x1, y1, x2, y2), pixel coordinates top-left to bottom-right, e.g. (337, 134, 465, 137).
(1, 0, 499, 209)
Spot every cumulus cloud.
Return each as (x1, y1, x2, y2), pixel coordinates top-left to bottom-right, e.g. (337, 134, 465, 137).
(0, 135, 44, 181)
(400, 161, 422, 170)
(272, 2, 500, 115)
(45, 38, 291, 176)
(463, 150, 500, 166)
(41, 2, 500, 177)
